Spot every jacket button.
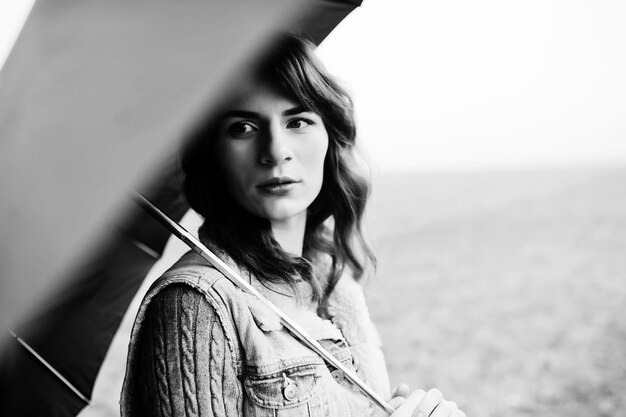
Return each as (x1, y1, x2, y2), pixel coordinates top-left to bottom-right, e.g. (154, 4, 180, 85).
(331, 369, 344, 383)
(283, 383, 298, 401)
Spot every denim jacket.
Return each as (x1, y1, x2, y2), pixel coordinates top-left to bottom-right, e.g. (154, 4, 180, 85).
(120, 251, 390, 417)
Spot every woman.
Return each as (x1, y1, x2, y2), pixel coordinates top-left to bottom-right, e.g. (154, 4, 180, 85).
(121, 35, 465, 417)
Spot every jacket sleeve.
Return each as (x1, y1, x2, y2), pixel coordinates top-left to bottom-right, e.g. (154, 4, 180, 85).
(135, 284, 242, 417)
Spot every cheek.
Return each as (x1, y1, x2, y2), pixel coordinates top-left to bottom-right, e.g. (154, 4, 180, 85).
(216, 141, 252, 192)
(308, 135, 329, 190)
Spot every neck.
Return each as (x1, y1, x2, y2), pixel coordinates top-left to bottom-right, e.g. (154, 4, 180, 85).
(270, 212, 307, 256)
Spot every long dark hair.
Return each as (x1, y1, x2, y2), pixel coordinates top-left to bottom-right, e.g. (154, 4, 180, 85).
(182, 34, 374, 304)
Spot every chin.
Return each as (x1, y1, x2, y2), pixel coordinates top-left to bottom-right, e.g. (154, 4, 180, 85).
(259, 201, 309, 223)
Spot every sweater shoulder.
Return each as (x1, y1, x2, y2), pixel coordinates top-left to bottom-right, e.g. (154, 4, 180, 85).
(146, 251, 242, 306)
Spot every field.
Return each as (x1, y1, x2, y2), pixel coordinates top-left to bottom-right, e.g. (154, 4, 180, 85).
(363, 166, 626, 416)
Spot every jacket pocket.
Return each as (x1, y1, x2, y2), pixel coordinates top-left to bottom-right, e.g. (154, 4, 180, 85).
(244, 362, 327, 416)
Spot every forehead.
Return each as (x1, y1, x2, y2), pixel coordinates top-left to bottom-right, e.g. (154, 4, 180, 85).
(224, 81, 301, 113)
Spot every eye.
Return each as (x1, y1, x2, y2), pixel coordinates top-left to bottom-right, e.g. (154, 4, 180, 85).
(286, 118, 314, 130)
(227, 121, 257, 138)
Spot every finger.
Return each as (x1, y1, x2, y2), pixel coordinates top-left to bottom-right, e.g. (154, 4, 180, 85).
(403, 389, 426, 410)
(392, 383, 411, 398)
(390, 390, 426, 417)
(372, 396, 406, 417)
(390, 396, 407, 408)
(413, 388, 443, 417)
(430, 400, 457, 417)
(450, 409, 466, 417)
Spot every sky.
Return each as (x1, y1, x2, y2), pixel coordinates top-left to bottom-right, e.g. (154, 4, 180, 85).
(0, 0, 34, 68)
(318, 0, 626, 172)
(2, 0, 626, 173)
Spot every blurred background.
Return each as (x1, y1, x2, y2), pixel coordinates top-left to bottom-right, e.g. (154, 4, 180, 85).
(316, 2, 626, 415)
(2, 1, 625, 416)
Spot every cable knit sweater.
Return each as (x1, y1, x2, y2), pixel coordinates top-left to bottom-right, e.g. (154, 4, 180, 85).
(121, 251, 390, 417)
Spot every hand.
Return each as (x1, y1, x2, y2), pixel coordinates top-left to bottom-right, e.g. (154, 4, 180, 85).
(372, 383, 410, 417)
(375, 388, 465, 417)
(391, 383, 410, 399)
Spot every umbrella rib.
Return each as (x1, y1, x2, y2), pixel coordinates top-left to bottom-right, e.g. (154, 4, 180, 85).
(123, 234, 160, 259)
(8, 329, 91, 406)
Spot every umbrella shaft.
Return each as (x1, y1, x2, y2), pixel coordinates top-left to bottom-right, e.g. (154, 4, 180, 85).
(134, 193, 395, 415)
(9, 330, 91, 406)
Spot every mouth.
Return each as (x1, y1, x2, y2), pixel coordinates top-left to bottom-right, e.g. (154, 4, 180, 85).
(257, 177, 300, 195)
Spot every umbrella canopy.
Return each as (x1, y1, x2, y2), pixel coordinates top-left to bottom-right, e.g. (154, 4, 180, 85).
(0, 0, 362, 415)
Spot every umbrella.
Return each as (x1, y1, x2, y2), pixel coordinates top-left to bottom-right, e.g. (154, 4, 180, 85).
(0, 0, 363, 415)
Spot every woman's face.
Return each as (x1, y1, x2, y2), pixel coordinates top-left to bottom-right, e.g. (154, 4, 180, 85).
(215, 82, 329, 225)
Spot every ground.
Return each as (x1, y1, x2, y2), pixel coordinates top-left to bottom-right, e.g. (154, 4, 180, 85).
(364, 166, 626, 416)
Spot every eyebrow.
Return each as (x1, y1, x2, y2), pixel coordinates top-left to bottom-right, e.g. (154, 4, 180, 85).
(283, 106, 308, 116)
(220, 106, 310, 120)
(221, 110, 259, 119)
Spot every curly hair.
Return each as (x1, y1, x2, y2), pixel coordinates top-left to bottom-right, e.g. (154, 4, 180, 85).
(182, 34, 374, 304)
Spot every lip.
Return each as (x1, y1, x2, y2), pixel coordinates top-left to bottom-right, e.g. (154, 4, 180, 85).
(257, 176, 300, 195)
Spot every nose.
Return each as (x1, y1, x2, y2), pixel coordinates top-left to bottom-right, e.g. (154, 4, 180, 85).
(259, 122, 293, 166)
